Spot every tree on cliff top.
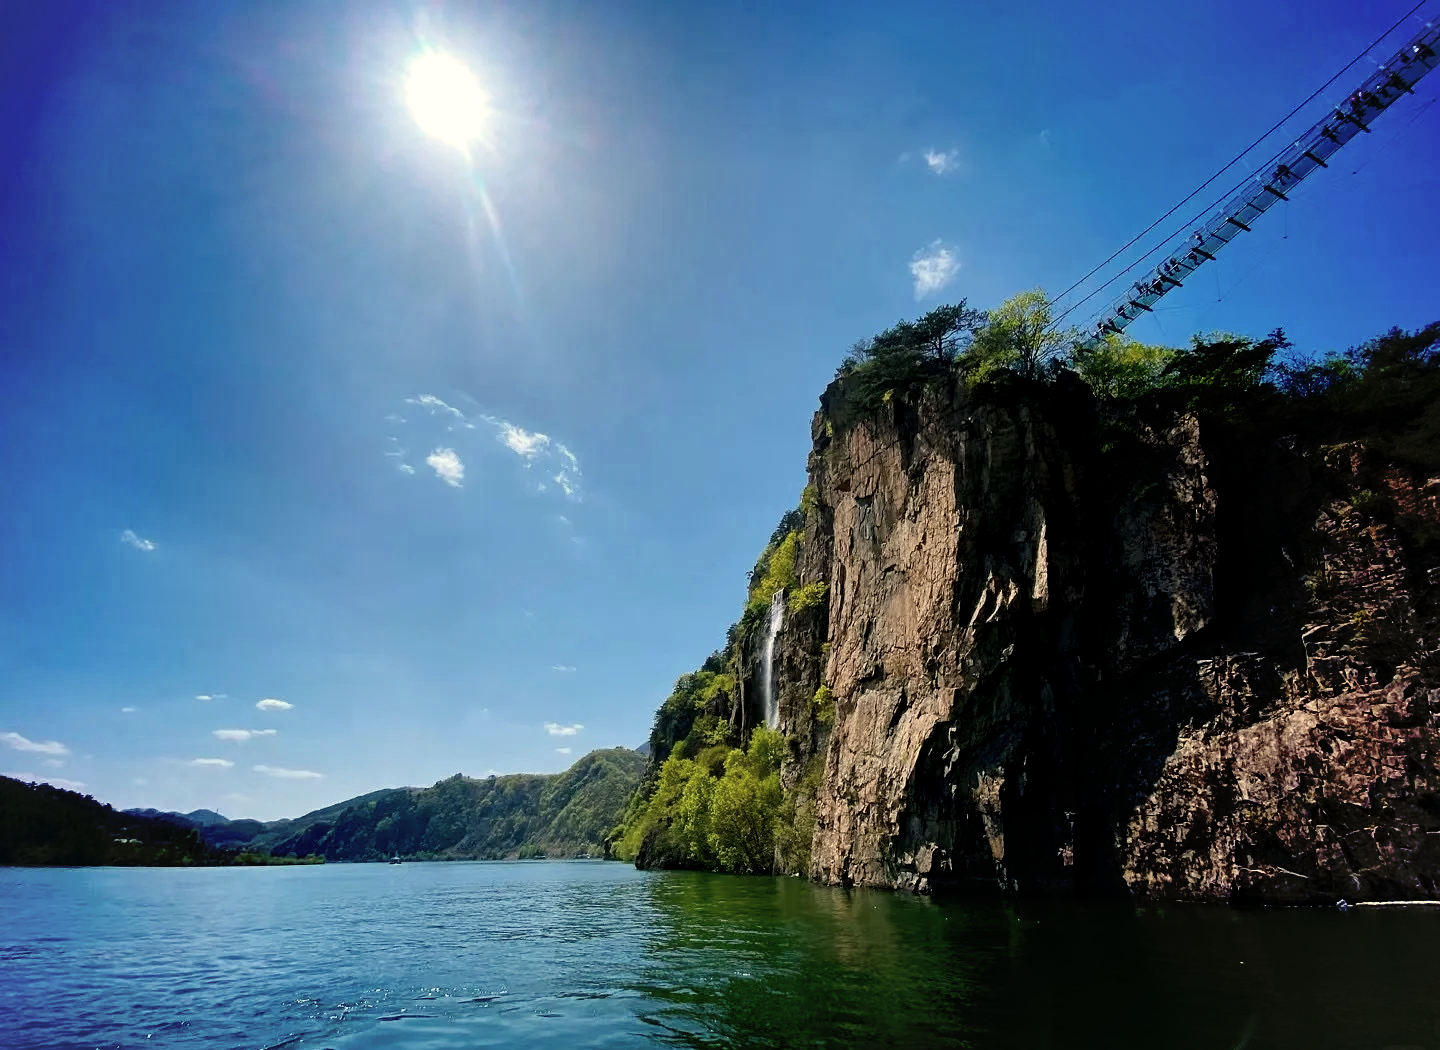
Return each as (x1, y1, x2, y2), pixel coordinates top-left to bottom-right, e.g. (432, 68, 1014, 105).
(837, 301, 987, 410)
(965, 289, 1076, 380)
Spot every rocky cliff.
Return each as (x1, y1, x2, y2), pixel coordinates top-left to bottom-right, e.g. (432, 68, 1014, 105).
(754, 372, 1440, 903)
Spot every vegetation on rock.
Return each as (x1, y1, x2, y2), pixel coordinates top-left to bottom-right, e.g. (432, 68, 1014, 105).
(619, 286, 1440, 891)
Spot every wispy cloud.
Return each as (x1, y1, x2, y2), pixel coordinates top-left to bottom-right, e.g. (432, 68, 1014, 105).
(253, 765, 323, 780)
(405, 394, 467, 424)
(555, 747, 572, 755)
(190, 758, 234, 769)
(4, 772, 85, 791)
(910, 241, 960, 300)
(256, 698, 293, 712)
(398, 463, 416, 475)
(1039, 128, 1051, 147)
(213, 729, 278, 743)
(550, 665, 577, 673)
(195, 694, 227, 702)
(545, 722, 583, 737)
(923, 148, 959, 175)
(480, 417, 584, 502)
(121, 706, 137, 714)
(120, 529, 157, 552)
(552, 446, 581, 500)
(397, 398, 583, 502)
(2, 732, 69, 756)
(426, 448, 465, 488)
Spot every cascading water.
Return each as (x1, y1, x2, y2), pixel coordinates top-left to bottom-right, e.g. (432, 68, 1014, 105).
(760, 589, 786, 729)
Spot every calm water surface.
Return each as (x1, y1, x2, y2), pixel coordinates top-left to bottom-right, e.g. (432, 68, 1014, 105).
(1, 860, 1436, 1050)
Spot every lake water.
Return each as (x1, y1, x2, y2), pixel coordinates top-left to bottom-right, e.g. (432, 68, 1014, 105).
(2, 861, 1437, 1050)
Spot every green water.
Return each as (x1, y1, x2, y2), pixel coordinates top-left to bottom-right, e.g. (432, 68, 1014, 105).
(2, 861, 1436, 1049)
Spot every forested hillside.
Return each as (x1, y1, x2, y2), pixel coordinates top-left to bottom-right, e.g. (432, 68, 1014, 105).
(1, 776, 232, 866)
(269, 748, 645, 861)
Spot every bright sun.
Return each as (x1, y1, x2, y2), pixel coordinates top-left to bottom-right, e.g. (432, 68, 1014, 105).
(406, 52, 490, 150)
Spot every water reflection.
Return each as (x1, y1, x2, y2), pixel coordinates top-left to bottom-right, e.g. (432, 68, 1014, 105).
(633, 872, 1440, 1050)
(633, 873, 997, 1048)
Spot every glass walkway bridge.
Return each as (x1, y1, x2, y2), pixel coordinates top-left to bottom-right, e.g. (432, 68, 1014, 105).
(1081, 18, 1440, 347)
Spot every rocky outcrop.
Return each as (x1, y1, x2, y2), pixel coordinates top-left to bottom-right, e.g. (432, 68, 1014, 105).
(766, 374, 1440, 903)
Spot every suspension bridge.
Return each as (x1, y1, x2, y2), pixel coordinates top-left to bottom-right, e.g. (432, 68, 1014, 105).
(1057, 9, 1440, 349)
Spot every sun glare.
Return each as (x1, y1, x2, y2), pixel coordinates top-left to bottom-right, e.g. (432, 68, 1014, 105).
(406, 52, 490, 150)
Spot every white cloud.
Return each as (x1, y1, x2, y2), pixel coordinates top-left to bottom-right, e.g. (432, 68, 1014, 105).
(550, 665, 577, 673)
(190, 758, 234, 769)
(1039, 128, 1051, 147)
(120, 529, 157, 552)
(924, 148, 959, 175)
(545, 722, 583, 737)
(120, 706, 137, 714)
(405, 394, 466, 422)
(42, 758, 64, 768)
(426, 448, 465, 487)
(497, 422, 550, 458)
(398, 463, 416, 475)
(253, 765, 323, 780)
(3, 772, 85, 791)
(910, 241, 960, 300)
(255, 698, 293, 712)
(213, 729, 278, 743)
(195, 694, 227, 701)
(555, 747, 572, 755)
(2, 732, 69, 756)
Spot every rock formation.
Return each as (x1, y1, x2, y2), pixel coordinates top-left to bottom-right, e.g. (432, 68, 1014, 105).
(753, 372, 1440, 903)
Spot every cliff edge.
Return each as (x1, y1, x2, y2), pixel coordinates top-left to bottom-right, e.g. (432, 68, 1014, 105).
(770, 370, 1439, 903)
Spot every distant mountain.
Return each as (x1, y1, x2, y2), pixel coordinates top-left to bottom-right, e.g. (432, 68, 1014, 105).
(122, 807, 231, 829)
(3, 777, 229, 867)
(124, 790, 417, 851)
(268, 748, 646, 861)
(181, 809, 231, 827)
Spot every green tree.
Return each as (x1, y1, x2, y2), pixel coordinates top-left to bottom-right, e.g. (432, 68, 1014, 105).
(965, 289, 1073, 380)
(707, 752, 784, 873)
(838, 301, 987, 409)
(1073, 334, 1178, 399)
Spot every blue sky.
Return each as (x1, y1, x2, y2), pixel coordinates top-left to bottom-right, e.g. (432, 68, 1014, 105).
(2, 0, 1437, 820)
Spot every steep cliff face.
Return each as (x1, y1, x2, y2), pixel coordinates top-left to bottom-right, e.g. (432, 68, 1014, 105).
(766, 374, 1440, 903)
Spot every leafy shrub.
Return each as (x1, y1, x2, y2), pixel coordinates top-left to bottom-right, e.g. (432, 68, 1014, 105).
(787, 581, 828, 616)
(811, 685, 835, 726)
(743, 530, 801, 625)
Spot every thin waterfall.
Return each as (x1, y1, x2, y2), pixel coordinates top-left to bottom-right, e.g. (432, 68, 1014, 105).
(760, 589, 786, 729)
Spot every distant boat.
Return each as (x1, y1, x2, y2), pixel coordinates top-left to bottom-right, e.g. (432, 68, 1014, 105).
(389, 855, 402, 865)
